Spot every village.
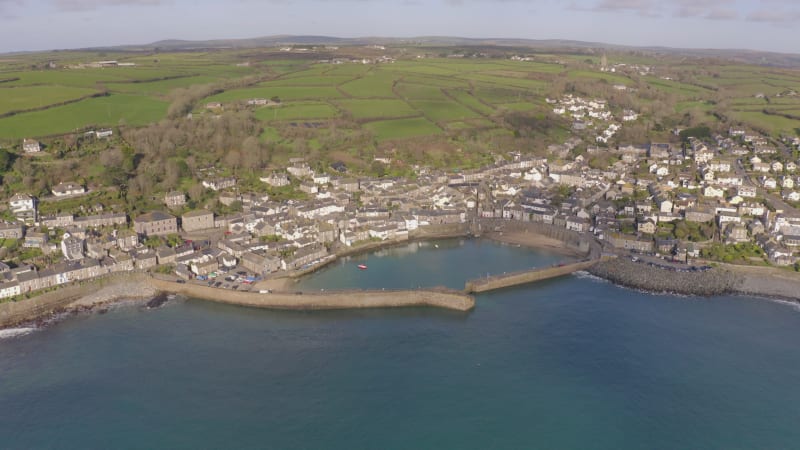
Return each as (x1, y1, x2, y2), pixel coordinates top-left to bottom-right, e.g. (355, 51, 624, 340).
(3, 122, 800, 300)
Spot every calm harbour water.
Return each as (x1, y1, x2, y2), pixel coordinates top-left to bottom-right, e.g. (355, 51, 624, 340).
(2, 239, 800, 449)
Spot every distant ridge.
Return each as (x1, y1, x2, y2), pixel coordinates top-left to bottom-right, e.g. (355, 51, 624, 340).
(46, 35, 800, 68)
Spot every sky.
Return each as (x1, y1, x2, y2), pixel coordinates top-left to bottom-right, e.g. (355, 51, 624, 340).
(0, 0, 798, 54)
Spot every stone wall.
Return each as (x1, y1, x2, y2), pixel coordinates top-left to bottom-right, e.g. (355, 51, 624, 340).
(465, 259, 598, 293)
(149, 278, 475, 312)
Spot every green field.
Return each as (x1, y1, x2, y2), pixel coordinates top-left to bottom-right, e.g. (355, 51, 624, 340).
(395, 83, 449, 101)
(254, 102, 338, 121)
(339, 71, 399, 98)
(205, 85, 344, 103)
(336, 99, 418, 119)
(1, 47, 799, 160)
(104, 75, 221, 95)
(364, 117, 442, 141)
(729, 111, 800, 134)
(0, 94, 168, 139)
(0, 86, 100, 115)
(410, 100, 482, 122)
(447, 89, 496, 115)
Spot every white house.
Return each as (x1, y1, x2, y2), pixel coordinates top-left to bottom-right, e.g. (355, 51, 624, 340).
(22, 139, 41, 153)
(52, 181, 86, 197)
(9, 193, 36, 222)
(762, 177, 777, 189)
(738, 186, 757, 198)
(703, 186, 724, 198)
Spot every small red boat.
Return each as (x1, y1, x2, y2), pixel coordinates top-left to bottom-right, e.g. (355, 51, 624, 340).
(357, 264, 368, 270)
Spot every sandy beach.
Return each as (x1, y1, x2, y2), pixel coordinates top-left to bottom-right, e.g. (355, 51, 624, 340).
(483, 230, 583, 256)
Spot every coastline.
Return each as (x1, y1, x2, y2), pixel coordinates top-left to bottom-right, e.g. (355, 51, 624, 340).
(587, 257, 800, 302)
(7, 223, 800, 332)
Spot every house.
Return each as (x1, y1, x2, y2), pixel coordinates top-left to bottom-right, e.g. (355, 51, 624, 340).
(281, 245, 328, 271)
(703, 186, 724, 198)
(241, 251, 281, 275)
(22, 139, 41, 153)
(657, 197, 673, 213)
(0, 223, 23, 239)
(260, 173, 291, 187)
(312, 173, 330, 185)
(133, 211, 178, 237)
(155, 246, 177, 265)
(24, 231, 48, 248)
(299, 182, 318, 194)
(164, 191, 186, 208)
(782, 176, 795, 189)
(738, 186, 757, 198)
(566, 216, 590, 232)
(725, 224, 749, 244)
(202, 177, 236, 191)
(685, 208, 715, 223)
(51, 182, 85, 197)
(95, 129, 113, 139)
(762, 177, 777, 189)
(60, 234, 84, 261)
(608, 233, 654, 253)
(637, 218, 657, 234)
(132, 249, 158, 270)
(9, 193, 37, 223)
(73, 213, 127, 228)
(181, 210, 215, 232)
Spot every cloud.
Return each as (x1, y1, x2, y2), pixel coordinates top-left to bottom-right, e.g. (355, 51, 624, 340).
(746, 8, 800, 23)
(53, 0, 166, 11)
(590, 0, 740, 20)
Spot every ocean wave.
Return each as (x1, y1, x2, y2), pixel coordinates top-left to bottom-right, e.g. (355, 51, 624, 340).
(571, 270, 609, 283)
(0, 327, 37, 340)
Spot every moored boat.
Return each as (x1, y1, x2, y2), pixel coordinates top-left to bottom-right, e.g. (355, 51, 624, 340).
(357, 264, 368, 270)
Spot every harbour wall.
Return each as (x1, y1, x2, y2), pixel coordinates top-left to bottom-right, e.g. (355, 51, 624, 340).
(148, 278, 475, 312)
(465, 259, 599, 293)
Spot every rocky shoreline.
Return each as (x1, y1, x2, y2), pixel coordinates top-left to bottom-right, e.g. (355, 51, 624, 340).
(1, 279, 161, 331)
(588, 257, 739, 297)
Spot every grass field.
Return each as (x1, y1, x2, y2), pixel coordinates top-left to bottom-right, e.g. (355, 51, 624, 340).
(410, 100, 481, 122)
(254, 102, 338, 121)
(364, 117, 442, 141)
(395, 83, 449, 101)
(1, 48, 798, 152)
(446, 89, 496, 115)
(0, 94, 168, 139)
(205, 85, 344, 103)
(729, 111, 800, 134)
(336, 99, 418, 119)
(104, 75, 221, 95)
(339, 71, 399, 98)
(0, 86, 100, 115)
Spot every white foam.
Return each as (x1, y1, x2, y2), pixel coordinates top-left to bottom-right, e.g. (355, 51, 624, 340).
(0, 327, 36, 340)
(571, 270, 609, 284)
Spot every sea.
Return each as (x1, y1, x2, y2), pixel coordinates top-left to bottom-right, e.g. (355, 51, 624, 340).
(2, 238, 800, 449)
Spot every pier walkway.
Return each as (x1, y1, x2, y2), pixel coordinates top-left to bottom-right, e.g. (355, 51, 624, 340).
(464, 259, 600, 293)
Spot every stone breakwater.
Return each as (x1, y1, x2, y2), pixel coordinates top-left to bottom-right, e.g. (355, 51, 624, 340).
(149, 278, 475, 312)
(465, 259, 599, 293)
(588, 258, 738, 296)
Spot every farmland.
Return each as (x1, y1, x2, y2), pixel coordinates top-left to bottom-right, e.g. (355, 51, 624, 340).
(0, 46, 797, 169)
